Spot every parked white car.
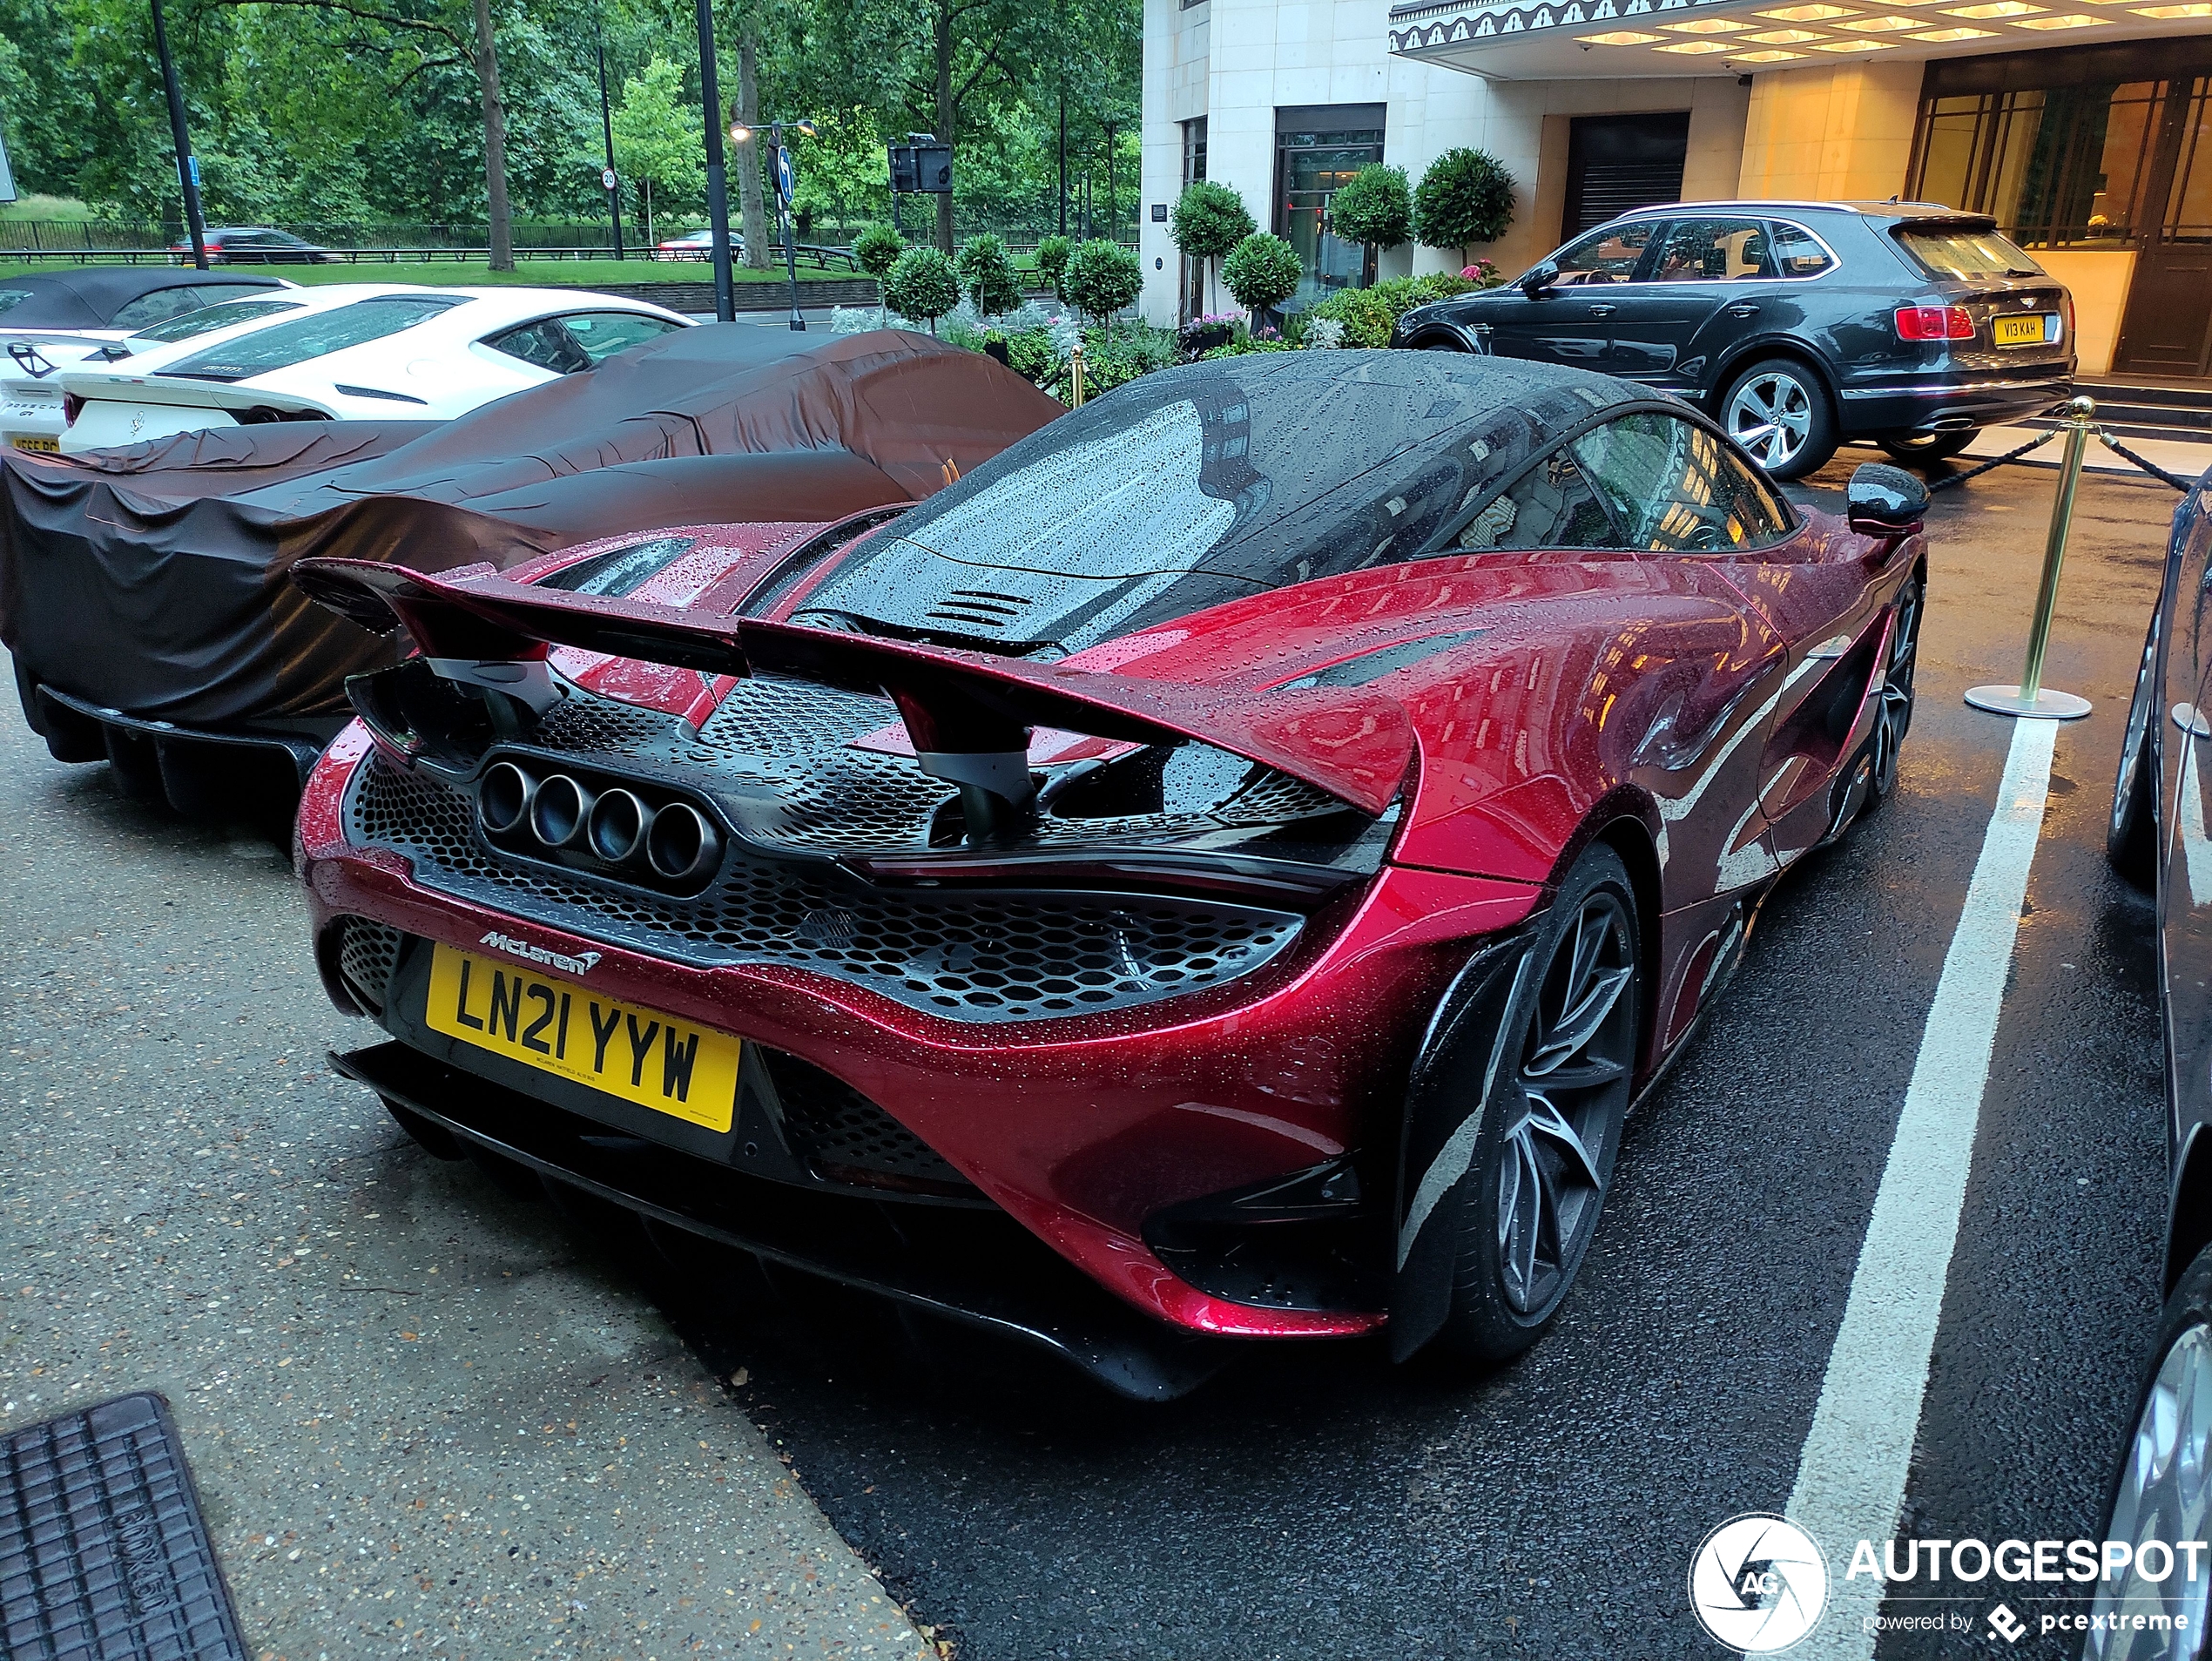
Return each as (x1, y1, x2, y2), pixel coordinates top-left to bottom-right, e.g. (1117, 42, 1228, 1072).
(53, 285, 694, 453)
(3, 286, 324, 453)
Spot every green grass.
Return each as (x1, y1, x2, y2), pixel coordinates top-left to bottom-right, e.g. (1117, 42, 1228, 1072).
(0, 194, 93, 222)
(0, 256, 860, 286)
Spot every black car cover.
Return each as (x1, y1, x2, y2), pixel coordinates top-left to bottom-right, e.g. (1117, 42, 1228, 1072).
(0, 327, 1062, 731)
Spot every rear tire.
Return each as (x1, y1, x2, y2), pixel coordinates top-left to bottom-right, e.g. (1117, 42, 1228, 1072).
(1437, 843, 1641, 1361)
(1719, 357, 1839, 481)
(1879, 429, 1973, 464)
(2086, 1239, 2212, 1659)
(2112, 609, 2163, 889)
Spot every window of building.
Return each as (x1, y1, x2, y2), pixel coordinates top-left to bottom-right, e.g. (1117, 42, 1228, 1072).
(1562, 113, 1689, 240)
(1907, 40, 2212, 247)
(1273, 104, 1385, 312)
(1179, 118, 1209, 321)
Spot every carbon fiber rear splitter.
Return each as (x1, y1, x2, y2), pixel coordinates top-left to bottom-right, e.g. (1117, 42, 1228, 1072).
(0, 1392, 249, 1661)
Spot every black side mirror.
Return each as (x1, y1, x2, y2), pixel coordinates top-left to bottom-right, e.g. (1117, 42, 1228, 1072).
(1519, 262, 1559, 299)
(1846, 463, 1929, 538)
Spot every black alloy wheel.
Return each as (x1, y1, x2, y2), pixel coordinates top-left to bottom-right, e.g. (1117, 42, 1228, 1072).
(2087, 1239, 2212, 1659)
(1440, 843, 1641, 1360)
(1865, 574, 1923, 812)
(2112, 607, 2163, 888)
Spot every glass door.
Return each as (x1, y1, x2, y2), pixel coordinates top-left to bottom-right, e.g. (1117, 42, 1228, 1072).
(1274, 113, 1384, 313)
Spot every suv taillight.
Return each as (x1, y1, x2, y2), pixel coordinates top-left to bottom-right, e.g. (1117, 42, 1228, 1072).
(1895, 305, 1974, 342)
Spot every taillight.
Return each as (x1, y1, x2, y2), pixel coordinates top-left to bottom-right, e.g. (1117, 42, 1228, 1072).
(60, 394, 82, 426)
(1894, 305, 1975, 342)
(2060, 294, 2074, 343)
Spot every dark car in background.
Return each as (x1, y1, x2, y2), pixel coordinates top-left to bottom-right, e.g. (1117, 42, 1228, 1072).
(2095, 466, 2212, 1651)
(1393, 202, 2074, 481)
(175, 227, 341, 265)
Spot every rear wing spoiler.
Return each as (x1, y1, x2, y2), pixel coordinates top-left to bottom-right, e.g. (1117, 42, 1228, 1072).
(292, 556, 1413, 819)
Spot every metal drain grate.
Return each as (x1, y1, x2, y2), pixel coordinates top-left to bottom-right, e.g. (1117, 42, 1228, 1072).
(0, 1393, 248, 1661)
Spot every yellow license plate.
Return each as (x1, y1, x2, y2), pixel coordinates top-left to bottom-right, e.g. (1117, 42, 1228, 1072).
(1993, 314, 2047, 346)
(9, 435, 57, 452)
(425, 943, 739, 1132)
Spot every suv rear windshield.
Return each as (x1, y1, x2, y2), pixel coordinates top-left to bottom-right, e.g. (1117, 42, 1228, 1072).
(157, 295, 462, 381)
(1895, 226, 2045, 282)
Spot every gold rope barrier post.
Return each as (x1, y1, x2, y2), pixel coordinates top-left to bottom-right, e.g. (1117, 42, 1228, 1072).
(1966, 395, 2096, 720)
(1070, 340, 1086, 409)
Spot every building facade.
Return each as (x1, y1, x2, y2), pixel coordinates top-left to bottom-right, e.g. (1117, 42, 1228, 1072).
(1139, 0, 2212, 375)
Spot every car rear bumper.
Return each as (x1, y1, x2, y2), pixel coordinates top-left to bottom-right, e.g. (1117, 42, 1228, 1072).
(1838, 368, 2074, 436)
(297, 735, 1543, 1347)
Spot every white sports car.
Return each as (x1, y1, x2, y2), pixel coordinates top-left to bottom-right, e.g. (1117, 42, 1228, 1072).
(54, 285, 694, 453)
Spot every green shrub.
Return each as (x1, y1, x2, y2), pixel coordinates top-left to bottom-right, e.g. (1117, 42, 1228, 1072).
(1062, 239, 1143, 329)
(883, 246, 961, 334)
(1309, 272, 1477, 348)
(1005, 328, 1055, 382)
(1413, 149, 1516, 257)
(957, 233, 1022, 316)
(1047, 321, 1176, 402)
(1034, 234, 1075, 300)
(1170, 181, 1257, 312)
(853, 223, 905, 289)
(1199, 339, 1297, 360)
(1328, 165, 1413, 264)
(1222, 233, 1303, 319)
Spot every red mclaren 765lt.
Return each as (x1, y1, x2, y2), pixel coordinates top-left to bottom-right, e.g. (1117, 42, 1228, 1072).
(291, 351, 1930, 1400)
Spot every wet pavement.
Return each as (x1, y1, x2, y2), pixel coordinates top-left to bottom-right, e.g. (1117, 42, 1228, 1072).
(0, 440, 2195, 1658)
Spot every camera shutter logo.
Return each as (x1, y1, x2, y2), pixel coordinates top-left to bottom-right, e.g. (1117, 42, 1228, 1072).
(1689, 1514, 1830, 1653)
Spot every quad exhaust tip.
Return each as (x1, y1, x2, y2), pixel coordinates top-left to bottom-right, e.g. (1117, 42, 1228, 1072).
(475, 763, 720, 884)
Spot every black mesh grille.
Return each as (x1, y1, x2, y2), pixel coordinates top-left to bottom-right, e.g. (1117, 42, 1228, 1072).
(336, 916, 404, 1014)
(346, 753, 1304, 1023)
(761, 1051, 972, 1192)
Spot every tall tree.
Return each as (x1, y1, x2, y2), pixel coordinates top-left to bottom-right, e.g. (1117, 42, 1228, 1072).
(733, 13, 769, 268)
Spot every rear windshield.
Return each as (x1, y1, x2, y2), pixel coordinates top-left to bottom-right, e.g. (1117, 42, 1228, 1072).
(157, 295, 462, 381)
(1895, 226, 2045, 282)
(129, 298, 304, 344)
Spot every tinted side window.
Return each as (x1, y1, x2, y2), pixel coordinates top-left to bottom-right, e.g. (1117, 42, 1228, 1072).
(1455, 449, 1622, 551)
(485, 318, 592, 374)
(1568, 413, 1793, 552)
(1768, 222, 1835, 279)
(1649, 219, 1770, 283)
(560, 311, 683, 364)
(1552, 222, 1656, 286)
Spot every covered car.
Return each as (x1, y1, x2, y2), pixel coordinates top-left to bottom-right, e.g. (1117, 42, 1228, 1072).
(55, 284, 694, 451)
(290, 350, 1932, 1398)
(3, 327, 1064, 815)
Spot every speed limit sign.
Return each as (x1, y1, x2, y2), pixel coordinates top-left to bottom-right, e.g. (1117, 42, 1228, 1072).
(601, 166, 617, 192)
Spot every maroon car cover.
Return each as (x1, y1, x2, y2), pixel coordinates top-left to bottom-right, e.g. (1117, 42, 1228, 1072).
(0, 327, 1062, 731)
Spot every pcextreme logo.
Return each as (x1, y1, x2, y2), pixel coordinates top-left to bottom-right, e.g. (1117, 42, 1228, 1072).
(1689, 1515, 1830, 1654)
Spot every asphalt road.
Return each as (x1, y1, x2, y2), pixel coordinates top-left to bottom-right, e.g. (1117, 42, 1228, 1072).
(671, 450, 2182, 1661)
(0, 442, 2191, 1659)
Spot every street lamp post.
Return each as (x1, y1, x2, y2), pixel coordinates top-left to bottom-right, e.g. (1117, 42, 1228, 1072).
(692, 0, 735, 321)
(595, 20, 623, 260)
(731, 116, 816, 333)
(149, 0, 207, 270)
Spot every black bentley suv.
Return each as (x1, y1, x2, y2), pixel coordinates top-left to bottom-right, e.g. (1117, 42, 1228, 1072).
(1393, 201, 2074, 480)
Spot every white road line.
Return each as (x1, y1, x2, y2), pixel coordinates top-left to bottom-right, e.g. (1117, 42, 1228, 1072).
(1786, 717, 2059, 1659)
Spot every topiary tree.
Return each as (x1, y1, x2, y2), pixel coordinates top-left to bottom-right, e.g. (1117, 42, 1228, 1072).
(1327, 164, 1413, 286)
(1169, 180, 1256, 315)
(1221, 233, 1302, 327)
(1033, 233, 1074, 303)
(883, 246, 960, 334)
(1062, 238, 1143, 346)
(1413, 148, 1516, 265)
(853, 224, 905, 305)
(957, 233, 1022, 318)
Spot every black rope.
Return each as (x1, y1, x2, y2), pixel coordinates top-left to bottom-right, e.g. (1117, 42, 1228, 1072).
(1925, 426, 2061, 492)
(2099, 431, 2199, 495)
